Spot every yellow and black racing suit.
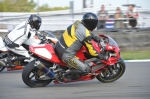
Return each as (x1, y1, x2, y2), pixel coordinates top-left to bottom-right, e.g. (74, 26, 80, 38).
(55, 20, 99, 73)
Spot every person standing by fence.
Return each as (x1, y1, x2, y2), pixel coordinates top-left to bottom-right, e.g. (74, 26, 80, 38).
(97, 5, 109, 30)
(114, 7, 124, 29)
(126, 5, 139, 28)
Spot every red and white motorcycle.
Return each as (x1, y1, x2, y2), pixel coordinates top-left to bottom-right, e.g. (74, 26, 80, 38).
(22, 34, 126, 87)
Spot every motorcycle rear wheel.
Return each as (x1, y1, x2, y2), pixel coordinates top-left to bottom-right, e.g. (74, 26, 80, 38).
(22, 60, 52, 87)
(96, 58, 126, 83)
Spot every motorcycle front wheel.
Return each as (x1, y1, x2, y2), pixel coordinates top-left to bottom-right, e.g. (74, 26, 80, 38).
(0, 66, 5, 72)
(96, 58, 126, 83)
(22, 60, 52, 87)
(0, 58, 6, 72)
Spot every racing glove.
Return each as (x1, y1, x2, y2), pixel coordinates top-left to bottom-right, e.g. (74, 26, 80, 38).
(91, 33, 102, 42)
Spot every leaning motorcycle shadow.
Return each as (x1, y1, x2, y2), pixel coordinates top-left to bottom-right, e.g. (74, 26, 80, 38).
(20, 80, 123, 88)
(19, 79, 102, 88)
(46, 77, 125, 88)
(47, 79, 109, 87)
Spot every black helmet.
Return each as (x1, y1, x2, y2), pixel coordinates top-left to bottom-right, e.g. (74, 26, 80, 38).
(82, 12, 98, 31)
(28, 14, 42, 30)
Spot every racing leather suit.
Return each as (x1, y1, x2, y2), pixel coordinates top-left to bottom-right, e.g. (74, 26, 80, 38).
(4, 21, 41, 58)
(55, 20, 100, 74)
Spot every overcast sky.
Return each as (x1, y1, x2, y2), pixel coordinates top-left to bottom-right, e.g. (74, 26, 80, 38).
(34, 0, 150, 9)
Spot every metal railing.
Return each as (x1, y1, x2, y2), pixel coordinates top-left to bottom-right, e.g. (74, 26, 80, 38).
(0, 7, 150, 31)
(0, 18, 149, 32)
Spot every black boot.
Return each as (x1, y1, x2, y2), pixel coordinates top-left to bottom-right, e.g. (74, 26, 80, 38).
(62, 69, 82, 82)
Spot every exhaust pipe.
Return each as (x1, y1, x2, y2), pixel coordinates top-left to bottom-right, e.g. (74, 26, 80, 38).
(0, 60, 6, 67)
(34, 60, 55, 78)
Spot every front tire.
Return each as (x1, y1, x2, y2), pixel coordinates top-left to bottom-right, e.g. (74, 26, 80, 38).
(0, 66, 5, 72)
(22, 60, 52, 87)
(96, 58, 126, 83)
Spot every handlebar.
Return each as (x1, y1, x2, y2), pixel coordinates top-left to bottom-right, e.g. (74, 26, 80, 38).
(35, 31, 53, 44)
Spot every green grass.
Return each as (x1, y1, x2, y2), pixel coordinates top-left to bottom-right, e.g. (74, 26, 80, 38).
(120, 51, 150, 60)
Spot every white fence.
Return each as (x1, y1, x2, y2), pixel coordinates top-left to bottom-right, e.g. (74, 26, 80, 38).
(0, 7, 150, 31)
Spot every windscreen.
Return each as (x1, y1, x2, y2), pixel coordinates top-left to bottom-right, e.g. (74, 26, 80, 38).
(45, 31, 57, 38)
(108, 36, 118, 46)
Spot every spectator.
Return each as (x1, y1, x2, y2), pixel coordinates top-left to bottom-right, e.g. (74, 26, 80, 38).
(114, 7, 124, 28)
(126, 5, 139, 27)
(97, 5, 109, 30)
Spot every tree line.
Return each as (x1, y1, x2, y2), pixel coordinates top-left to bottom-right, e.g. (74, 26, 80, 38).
(0, 0, 69, 12)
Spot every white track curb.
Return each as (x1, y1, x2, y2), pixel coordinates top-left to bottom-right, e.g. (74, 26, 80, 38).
(124, 59, 150, 62)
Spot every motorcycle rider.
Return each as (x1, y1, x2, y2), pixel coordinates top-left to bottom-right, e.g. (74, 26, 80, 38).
(54, 12, 108, 81)
(3, 14, 42, 66)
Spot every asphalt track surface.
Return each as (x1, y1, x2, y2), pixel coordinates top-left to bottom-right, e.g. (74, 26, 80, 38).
(0, 62, 150, 99)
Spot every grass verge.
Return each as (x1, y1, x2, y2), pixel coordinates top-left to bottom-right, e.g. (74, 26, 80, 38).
(120, 51, 150, 60)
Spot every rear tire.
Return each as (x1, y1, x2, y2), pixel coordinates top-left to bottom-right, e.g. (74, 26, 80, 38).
(22, 60, 52, 87)
(96, 58, 126, 83)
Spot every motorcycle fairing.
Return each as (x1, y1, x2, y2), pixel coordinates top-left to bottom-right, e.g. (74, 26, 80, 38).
(30, 44, 66, 66)
(53, 72, 98, 84)
(30, 40, 101, 66)
(76, 40, 101, 61)
(0, 36, 9, 52)
(101, 44, 120, 65)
